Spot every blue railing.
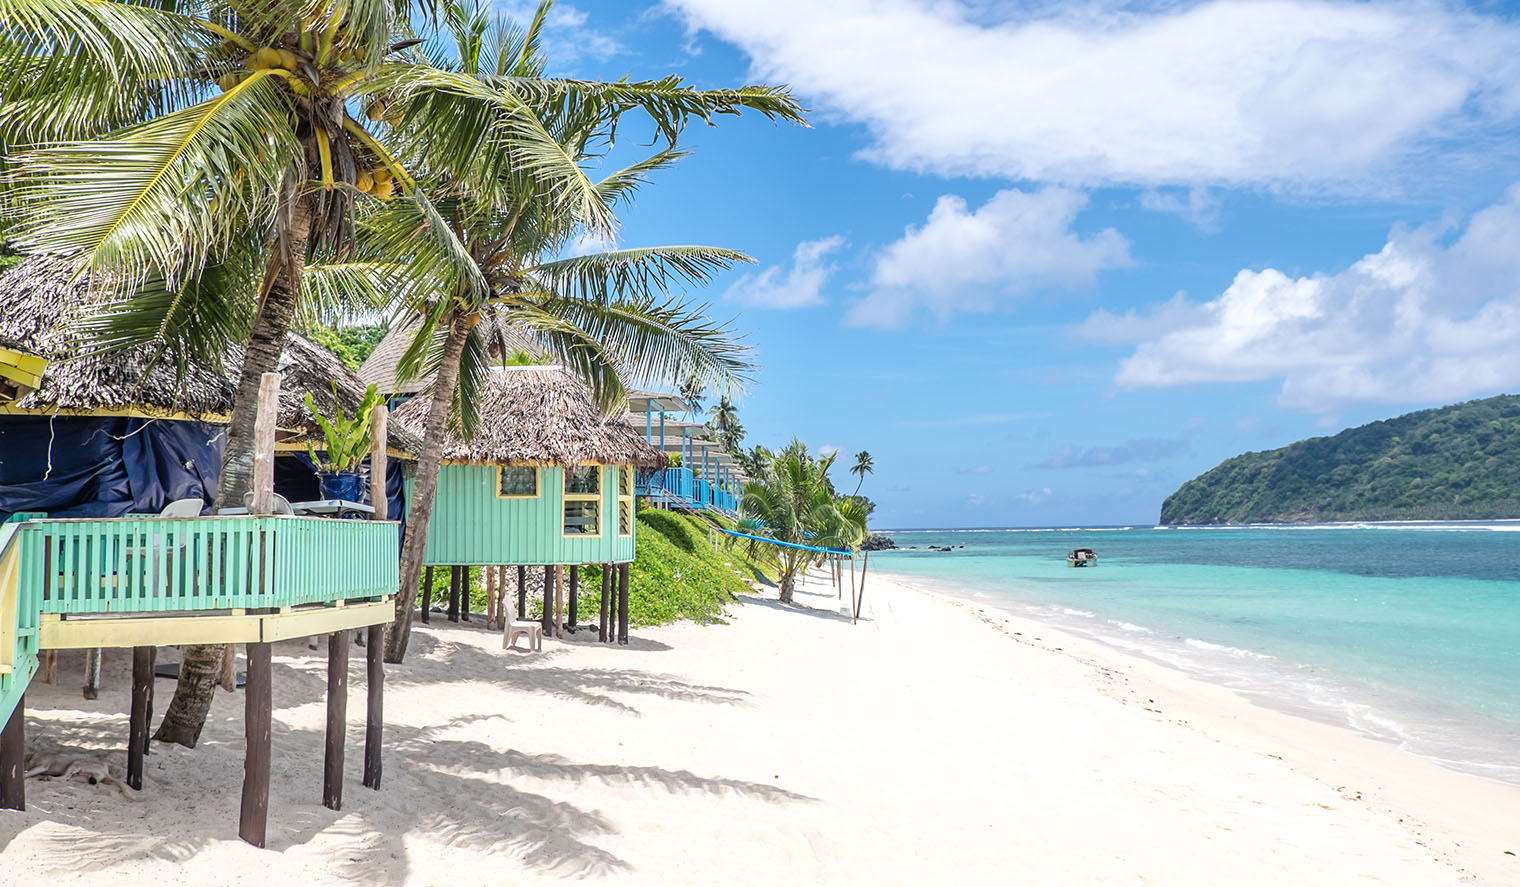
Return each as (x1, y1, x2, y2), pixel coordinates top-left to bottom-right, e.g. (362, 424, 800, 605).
(637, 468, 740, 515)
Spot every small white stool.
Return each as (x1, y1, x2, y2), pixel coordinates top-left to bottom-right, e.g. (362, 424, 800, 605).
(504, 620, 543, 652)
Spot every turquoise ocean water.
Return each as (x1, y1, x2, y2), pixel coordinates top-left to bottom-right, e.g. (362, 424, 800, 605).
(871, 523, 1520, 784)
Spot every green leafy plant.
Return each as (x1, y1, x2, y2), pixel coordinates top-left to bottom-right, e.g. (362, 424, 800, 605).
(304, 383, 383, 473)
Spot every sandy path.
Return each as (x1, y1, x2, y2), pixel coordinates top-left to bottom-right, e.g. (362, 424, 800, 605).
(1, 568, 1514, 884)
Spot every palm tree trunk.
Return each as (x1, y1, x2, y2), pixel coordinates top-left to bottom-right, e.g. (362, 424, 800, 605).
(778, 552, 801, 604)
(384, 309, 473, 663)
(153, 193, 315, 748)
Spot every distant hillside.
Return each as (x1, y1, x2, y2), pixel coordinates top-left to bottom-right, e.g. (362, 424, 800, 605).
(1160, 395, 1520, 524)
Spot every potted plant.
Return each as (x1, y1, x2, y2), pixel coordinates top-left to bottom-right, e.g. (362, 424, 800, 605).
(305, 384, 384, 503)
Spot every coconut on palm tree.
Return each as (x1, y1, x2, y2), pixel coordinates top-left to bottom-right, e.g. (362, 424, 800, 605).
(370, 1, 801, 662)
(1, 0, 801, 741)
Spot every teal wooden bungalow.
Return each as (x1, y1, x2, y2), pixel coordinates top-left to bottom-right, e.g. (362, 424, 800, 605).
(392, 367, 665, 642)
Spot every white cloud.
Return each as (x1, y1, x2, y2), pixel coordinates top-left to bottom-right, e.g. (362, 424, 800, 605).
(1139, 187, 1220, 230)
(847, 188, 1128, 327)
(725, 236, 845, 309)
(665, 0, 1520, 192)
(1098, 184, 1520, 412)
(497, 2, 624, 63)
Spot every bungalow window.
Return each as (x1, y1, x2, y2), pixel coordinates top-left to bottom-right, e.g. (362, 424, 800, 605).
(618, 467, 634, 536)
(497, 466, 539, 498)
(563, 465, 601, 535)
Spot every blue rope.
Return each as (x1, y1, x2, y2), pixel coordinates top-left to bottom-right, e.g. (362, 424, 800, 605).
(715, 526, 852, 556)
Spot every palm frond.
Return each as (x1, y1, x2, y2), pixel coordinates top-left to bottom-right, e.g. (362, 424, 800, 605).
(8, 68, 300, 286)
(527, 245, 751, 305)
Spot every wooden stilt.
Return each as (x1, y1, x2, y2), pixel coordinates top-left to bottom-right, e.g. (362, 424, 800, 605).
(128, 646, 153, 791)
(460, 566, 471, 622)
(516, 565, 527, 619)
(82, 646, 102, 699)
(853, 551, 871, 624)
(421, 566, 434, 624)
(239, 642, 272, 848)
(568, 566, 579, 632)
(144, 646, 156, 759)
(323, 631, 349, 811)
(362, 624, 383, 790)
(447, 566, 460, 623)
(541, 565, 553, 633)
(555, 567, 566, 638)
(599, 565, 610, 643)
(0, 692, 24, 811)
(617, 563, 630, 645)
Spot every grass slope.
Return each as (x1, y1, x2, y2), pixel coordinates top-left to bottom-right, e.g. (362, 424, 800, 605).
(432, 506, 777, 628)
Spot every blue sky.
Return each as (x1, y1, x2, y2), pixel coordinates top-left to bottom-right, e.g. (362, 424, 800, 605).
(502, 0, 1520, 528)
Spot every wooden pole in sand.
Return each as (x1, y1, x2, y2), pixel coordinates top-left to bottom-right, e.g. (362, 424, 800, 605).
(568, 565, 579, 632)
(553, 566, 566, 639)
(127, 646, 153, 790)
(447, 566, 460, 623)
(460, 566, 471, 622)
(598, 565, 610, 642)
(239, 641, 272, 847)
(364, 404, 387, 791)
(617, 563, 630, 645)
(323, 629, 349, 810)
(852, 551, 871, 625)
(541, 565, 554, 634)
(0, 693, 24, 811)
(517, 565, 527, 619)
(240, 373, 279, 848)
(420, 566, 432, 623)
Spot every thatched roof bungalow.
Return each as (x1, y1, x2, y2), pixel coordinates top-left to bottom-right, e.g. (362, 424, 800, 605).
(0, 255, 414, 519)
(359, 314, 549, 399)
(392, 366, 661, 569)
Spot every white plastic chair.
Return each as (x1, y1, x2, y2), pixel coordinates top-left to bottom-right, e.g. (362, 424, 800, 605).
(504, 619, 543, 652)
(241, 491, 295, 515)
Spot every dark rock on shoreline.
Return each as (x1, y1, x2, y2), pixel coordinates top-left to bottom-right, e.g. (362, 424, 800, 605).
(861, 534, 898, 551)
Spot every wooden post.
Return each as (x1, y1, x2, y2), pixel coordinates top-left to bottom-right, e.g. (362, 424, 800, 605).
(239, 642, 273, 848)
(370, 406, 389, 521)
(82, 646, 102, 699)
(219, 643, 237, 691)
(128, 646, 153, 791)
(420, 566, 433, 623)
(617, 563, 630, 645)
(551, 567, 563, 639)
(447, 566, 460, 623)
(362, 623, 383, 790)
(460, 567, 471, 622)
(516, 565, 527, 619)
(249, 372, 280, 516)
(568, 566, 579, 632)
(541, 566, 553, 633)
(0, 693, 24, 811)
(323, 630, 349, 811)
(853, 552, 870, 624)
(598, 565, 610, 643)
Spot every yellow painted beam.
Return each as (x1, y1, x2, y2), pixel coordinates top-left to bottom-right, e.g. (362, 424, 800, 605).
(0, 361, 43, 391)
(259, 600, 391, 642)
(39, 598, 393, 650)
(0, 347, 47, 377)
(0, 532, 20, 673)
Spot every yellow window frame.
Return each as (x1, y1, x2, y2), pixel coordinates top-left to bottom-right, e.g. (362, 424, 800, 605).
(562, 464, 603, 537)
(618, 467, 634, 536)
(496, 465, 540, 499)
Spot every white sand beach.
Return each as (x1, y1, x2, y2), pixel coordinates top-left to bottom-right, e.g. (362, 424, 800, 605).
(2, 569, 1516, 885)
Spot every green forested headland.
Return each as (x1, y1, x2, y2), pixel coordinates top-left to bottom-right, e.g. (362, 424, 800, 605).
(1160, 395, 1520, 524)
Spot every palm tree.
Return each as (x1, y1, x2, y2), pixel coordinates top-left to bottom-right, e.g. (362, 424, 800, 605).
(850, 450, 875, 496)
(375, 1, 797, 662)
(1, 0, 801, 743)
(740, 439, 849, 603)
(707, 394, 744, 452)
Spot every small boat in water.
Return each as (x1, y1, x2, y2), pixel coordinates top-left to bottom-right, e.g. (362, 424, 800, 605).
(1066, 548, 1097, 567)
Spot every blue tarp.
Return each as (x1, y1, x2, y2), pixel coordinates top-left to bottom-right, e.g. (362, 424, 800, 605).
(0, 415, 406, 523)
(716, 526, 852, 556)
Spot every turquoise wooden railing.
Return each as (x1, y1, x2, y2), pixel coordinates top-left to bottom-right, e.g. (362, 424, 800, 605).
(0, 519, 41, 730)
(17, 516, 398, 615)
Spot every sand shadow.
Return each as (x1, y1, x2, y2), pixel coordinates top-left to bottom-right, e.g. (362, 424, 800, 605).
(736, 594, 855, 624)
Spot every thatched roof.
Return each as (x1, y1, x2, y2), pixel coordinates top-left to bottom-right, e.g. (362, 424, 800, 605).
(358, 313, 550, 396)
(392, 367, 666, 468)
(0, 254, 421, 454)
